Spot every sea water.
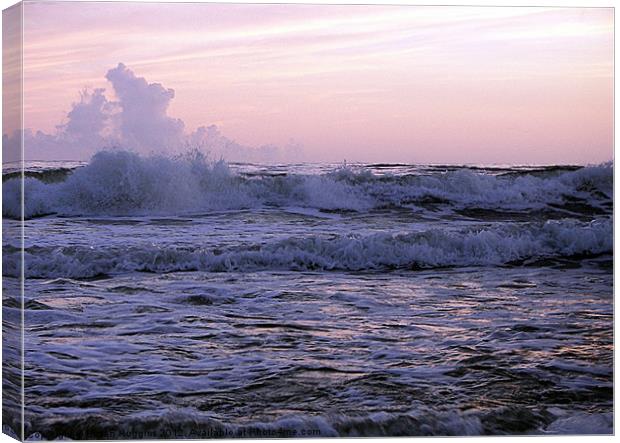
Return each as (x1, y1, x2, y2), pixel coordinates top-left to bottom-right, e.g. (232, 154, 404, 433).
(2, 151, 613, 438)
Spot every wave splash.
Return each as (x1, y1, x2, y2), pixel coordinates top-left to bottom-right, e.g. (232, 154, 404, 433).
(2, 150, 613, 219)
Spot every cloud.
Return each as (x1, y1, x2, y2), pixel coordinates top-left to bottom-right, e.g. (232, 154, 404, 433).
(188, 124, 304, 163)
(4, 63, 303, 162)
(105, 63, 184, 152)
(4, 88, 113, 161)
(62, 88, 111, 142)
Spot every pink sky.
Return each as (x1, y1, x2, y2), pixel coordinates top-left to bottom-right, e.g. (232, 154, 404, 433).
(9, 2, 615, 163)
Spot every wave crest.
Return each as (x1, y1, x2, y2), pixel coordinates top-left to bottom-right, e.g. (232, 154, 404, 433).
(5, 218, 611, 279)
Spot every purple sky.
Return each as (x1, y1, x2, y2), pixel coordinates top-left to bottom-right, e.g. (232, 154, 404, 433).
(5, 2, 614, 164)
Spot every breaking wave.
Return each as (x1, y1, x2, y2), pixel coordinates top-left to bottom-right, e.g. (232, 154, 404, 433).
(5, 218, 611, 279)
(2, 150, 613, 219)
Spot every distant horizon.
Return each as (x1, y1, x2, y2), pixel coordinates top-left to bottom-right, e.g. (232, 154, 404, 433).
(5, 153, 614, 168)
(3, 2, 614, 165)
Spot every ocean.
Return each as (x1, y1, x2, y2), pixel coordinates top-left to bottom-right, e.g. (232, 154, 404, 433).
(2, 150, 613, 438)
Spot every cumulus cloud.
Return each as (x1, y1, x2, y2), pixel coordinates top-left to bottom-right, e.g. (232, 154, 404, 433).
(105, 63, 184, 152)
(4, 63, 303, 163)
(4, 88, 113, 161)
(62, 88, 111, 141)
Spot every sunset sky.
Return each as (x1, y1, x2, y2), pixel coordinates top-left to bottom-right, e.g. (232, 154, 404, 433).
(6, 2, 615, 163)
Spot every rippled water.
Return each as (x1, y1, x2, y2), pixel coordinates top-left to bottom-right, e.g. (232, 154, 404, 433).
(2, 157, 613, 438)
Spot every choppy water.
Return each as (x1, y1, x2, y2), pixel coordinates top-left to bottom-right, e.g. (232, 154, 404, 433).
(2, 152, 614, 438)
